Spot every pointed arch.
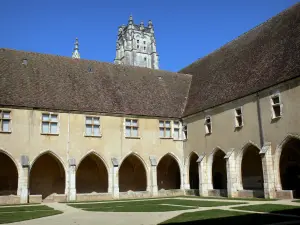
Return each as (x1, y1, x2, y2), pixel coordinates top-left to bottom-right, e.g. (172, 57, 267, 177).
(76, 150, 109, 193)
(30, 151, 66, 199)
(207, 147, 227, 190)
(157, 152, 182, 168)
(77, 150, 109, 173)
(275, 134, 300, 197)
(157, 153, 182, 190)
(0, 149, 19, 196)
(187, 151, 199, 189)
(119, 152, 148, 192)
(236, 141, 263, 191)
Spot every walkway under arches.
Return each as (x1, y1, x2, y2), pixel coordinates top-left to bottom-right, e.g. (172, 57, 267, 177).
(30, 152, 65, 199)
(0, 151, 18, 196)
(279, 137, 300, 198)
(189, 152, 199, 189)
(119, 154, 147, 192)
(212, 149, 227, 190)
(157, 154, 181, 190)
(76, 153, 108, 193)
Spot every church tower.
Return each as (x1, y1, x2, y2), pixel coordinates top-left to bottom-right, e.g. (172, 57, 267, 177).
(114, 15, 159, 69)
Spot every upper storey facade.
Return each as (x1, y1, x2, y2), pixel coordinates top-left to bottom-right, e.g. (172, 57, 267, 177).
(114, 15, 159, 69)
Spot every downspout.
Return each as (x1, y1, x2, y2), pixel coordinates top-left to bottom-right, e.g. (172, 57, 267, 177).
(256, 93, 264, 148)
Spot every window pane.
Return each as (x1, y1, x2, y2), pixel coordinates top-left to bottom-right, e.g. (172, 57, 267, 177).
(51, 114, 58, 122)
(50, 123, 58, 134)
(125, 119, 131, 126)
(42, 114, 49, 121)
(94, 125, 100, 136)
(159, 128, 164, 137)
(272, 96, 280, 104)
(3, 112, 10, 119)
(132, 127, 138, 137)
(165, 121, 171, 128)
(86, 117, 92, 124)
(173, 121, 179, 128)
(42, 122, 49, 133)
(93, 117, 100, 125)
(86, 125, 92, 136)
(2, 120, 10, 132)
(165, 128, 171, 138)
(174, 129, 179, 139)
(159, 121, 164, 127)
(125, 127, 131, 137)
(132, 120, 138, 127)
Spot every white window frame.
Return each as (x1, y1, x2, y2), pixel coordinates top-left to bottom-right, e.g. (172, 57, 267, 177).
(172, 120, 181, 140)
(0, 110, 11, 133)
(41, 112, 59, 135)
(270, 93, 282, 119)
(234, 107, 244, 128)
(204, 116, 212, 135)
(159, 120, 172, 138)
(125, 118, 139, 138)
(85, 116, 101, 137)
(182, 123, 187, 140)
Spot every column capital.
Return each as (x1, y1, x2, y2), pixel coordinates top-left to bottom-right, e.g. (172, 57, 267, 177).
(224, 148, 235, 159)
(149, 155, 157, 166)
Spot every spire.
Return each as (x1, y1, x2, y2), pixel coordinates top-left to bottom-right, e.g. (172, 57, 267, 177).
(72, 38, 80, 59)
(140, 21, 144, 30)
(128, 14, 133, 25)
(148, 20, 154, 33)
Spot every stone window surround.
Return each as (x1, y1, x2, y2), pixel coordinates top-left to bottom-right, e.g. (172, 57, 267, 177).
(84, 116, 101, 137)
(270, 92, 282, 120)
(0, 109, 11, 133)
(204, 116, 212, 135)
(124, 118, 140, 139)
(41, 112, 59, 135)
(234, 107, 244, 128)
(159, 120, 172, 139)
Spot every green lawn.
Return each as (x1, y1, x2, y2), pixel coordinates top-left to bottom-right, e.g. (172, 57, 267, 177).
(68, 199, 246, 212)
(232, 204, 300, 216)
(293, 200, 300, 203)
(159, 209, 298, 225)
(183, 195, 278, 201)
(63, 197, 170, 204)
(0, 205, 62, 224)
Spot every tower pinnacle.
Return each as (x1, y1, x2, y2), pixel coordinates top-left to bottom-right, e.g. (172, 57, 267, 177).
(72, 38, 80, 59)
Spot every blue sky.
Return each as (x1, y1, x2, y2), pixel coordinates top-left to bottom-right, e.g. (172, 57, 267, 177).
(0, 0, 298, 72)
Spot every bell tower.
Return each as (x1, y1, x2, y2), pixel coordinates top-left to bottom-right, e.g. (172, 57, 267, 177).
(114, 15, 159, 69)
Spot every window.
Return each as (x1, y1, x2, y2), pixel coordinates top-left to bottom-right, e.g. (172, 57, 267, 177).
(144, 57, 147, 61)
(0, 110, 11, 132)
(125, 119, 139, 137)
(137, 40, 139, 43)
(271, 94, 282, 119)
(143, 41, 146, 44)
(144, 46, 146, 50)
(41, 113, 58, 134)
(85, 116, 100, 136)
(182, 124, 187, 140)
(173, 121, 180, 140)
(137, 45, 139, 49)
(234, 107, 243, 128)
(159, 120, 171, 138)
(204, 116, 212, 134)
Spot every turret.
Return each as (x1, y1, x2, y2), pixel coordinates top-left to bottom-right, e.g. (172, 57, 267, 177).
(72, 38, 80, 59)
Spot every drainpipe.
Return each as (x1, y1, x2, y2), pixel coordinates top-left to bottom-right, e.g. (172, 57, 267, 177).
(256, 93, 264, 148)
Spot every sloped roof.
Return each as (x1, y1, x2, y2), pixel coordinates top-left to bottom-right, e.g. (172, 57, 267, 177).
(180, 3, 300, 117)
(0, 49, 191, 118)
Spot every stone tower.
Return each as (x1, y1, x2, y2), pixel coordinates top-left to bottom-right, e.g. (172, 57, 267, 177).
(114, 15, 159, 69)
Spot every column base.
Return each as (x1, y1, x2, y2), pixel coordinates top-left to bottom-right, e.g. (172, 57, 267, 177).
(68, 188, 76, 201)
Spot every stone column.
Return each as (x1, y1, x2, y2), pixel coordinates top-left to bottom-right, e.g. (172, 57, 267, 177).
(182, 164, 190, 190)
(260, 142, 276, 199)
(149, 156, 158, 196)
(68, 158, 76, 201)
(197, 154, 208, 197)
(111, 158, 119, 199)
(224, 149, 238, 198)
(19, 155, 29, 204)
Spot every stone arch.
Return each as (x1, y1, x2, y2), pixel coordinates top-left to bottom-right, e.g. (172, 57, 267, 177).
(186, 152, 199, 189)
(157, 153, 181, 190)
(275, 134, 300, 198)
(207, 147, 227, 190)
(236, 142, 263, 191)
(118, 152, 148, 192)
(30, 151, 66, 199)
(0, 149, 19, 196)
(76, 151, 109, 193)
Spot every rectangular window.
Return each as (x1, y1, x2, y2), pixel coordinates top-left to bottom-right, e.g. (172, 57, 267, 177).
(125, 119, 139, 137)
(173, 121, 180, 140)
(182, 124, 187, 140)
(159, 120, 171, 138)
(234, 107, 243, 128)
(41, 113, 58, 134)
(143, 41, 146, 44)
(85, 116, 101, 136)
(137, 45, 139, 48)
(205, 116, 212, 134)
(0, 110, 11, 132)
(271, 94, 282, 119)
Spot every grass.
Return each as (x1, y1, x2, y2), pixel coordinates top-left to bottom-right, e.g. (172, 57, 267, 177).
(0, 205, 53, 213)
(232, 204, 300, 216)
(0, 203, 39, 207)
(159, 209, 298, 225)
(0, 210, 62, 224)
(62, 197, 170, 204)
(68, 199, 246, 212)
(293, 200, 300, 203)
(183, 195, 278, 201)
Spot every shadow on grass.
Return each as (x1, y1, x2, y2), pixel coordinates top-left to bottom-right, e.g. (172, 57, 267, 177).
(159, 209, 300, 225)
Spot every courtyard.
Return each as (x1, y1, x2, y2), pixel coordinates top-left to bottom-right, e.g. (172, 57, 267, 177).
(1, 197, 300, 225)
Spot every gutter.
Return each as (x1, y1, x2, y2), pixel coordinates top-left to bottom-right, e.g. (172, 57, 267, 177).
(256, 93, 264, 148)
